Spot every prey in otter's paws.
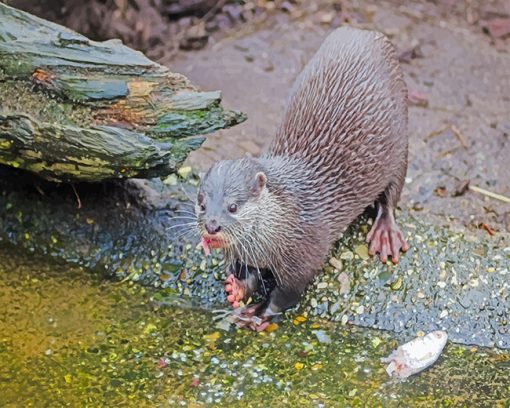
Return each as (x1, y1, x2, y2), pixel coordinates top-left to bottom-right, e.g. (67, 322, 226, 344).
(196, 27, 409, 330)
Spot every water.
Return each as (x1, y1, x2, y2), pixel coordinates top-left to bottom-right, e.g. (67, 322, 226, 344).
(0, 245, 508, 406)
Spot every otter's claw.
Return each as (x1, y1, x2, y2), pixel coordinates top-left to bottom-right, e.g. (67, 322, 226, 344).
(367, 215, 408, 263)
(224, 274, 246, 309)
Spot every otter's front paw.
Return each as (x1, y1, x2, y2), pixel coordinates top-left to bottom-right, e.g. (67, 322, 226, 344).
(224, 274, 246, 309)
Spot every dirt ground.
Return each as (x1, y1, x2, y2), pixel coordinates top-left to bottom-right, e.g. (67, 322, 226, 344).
(165, 0, 510, 234)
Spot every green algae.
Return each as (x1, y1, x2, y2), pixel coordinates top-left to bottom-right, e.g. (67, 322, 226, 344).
(0, 246, 509, 407)
(152, 107, 247, 139)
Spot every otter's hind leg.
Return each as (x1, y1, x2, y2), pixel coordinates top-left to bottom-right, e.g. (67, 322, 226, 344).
(367, 164, 409, 263)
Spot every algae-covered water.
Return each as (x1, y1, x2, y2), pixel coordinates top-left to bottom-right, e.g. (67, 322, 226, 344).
(1, 245, 509, 407)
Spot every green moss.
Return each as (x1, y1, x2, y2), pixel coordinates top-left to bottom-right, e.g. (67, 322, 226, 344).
(152, 107, 247, 139)
(0, 56, 34, 78)
(0, 139, 12, 149)
(0, 81, 93, 127)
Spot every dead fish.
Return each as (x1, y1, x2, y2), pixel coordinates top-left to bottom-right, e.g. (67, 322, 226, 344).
(382, 331, 448, 379)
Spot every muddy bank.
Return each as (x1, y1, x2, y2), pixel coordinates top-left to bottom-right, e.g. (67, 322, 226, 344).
(1, 166, 508, 350)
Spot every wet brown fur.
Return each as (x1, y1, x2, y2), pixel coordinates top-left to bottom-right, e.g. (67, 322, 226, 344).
(198, 27, 408, 315)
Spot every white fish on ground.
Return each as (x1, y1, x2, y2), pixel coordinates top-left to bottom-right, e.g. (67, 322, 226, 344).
(382, 330, 448, 379)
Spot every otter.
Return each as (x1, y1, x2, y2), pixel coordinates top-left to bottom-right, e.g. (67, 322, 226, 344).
(196, 27, 409, 330)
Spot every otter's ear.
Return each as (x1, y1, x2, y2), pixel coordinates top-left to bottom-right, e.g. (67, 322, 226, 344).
(250, 172, 267, 196)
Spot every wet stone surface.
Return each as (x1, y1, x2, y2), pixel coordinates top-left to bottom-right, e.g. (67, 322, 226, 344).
(303, 214, 510, 349)
(1, 167, 508, 350)
(0, 248, 509, 406)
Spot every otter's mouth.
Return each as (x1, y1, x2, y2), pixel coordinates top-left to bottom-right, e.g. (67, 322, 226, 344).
(201, 234, 227, 256)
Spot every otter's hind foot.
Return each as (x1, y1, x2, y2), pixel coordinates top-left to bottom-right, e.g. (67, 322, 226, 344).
(224, 274, 246, 309)
(367, 211, 408, 263)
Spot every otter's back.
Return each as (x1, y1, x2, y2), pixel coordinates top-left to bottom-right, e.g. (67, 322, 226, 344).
(269, 27, 407, 158)
(267, 27, 408, 232)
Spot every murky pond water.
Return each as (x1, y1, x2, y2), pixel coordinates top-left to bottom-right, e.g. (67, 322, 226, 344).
(1, 245, 508, 406)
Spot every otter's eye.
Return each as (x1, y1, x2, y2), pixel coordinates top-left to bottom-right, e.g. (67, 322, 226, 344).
(197, 193, 205, 212)
(228, 203, 238, 214)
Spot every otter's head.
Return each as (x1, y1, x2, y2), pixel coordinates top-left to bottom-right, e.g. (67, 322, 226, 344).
(196, 157, 267, 255)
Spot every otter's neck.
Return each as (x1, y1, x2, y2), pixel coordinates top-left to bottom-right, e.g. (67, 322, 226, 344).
(258, 155, 320, 218)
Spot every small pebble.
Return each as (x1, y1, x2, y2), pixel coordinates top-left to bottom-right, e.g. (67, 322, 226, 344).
(354, 244, 369, 260)
(337, 272, 350, 295)
(313, 330, 332, 344)
(390, 277, 403, 291)
(329, 257, 343, 270)
(340, 251, 354, 261)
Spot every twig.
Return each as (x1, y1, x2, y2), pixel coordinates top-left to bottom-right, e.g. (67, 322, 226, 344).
(480, 223, 495, 236)
(427, 124, 469, 159)
(450, 125, 468, 149)
(70, 183, 82, 209)
(34, 184, 46, 197)
(435, 145, 461, 159)
(202, 0, 227, 22)
(426, 123, 468, 149)
(425, 124, 450, 141)
(211, 12, 271, 51)
(469, 185, 510, 204)
(176, 0, 227, 47)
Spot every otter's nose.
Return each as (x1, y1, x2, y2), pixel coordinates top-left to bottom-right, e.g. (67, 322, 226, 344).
(205, 220, 222, 235)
